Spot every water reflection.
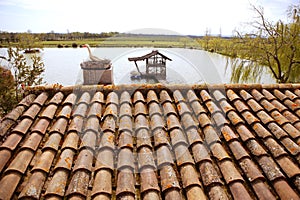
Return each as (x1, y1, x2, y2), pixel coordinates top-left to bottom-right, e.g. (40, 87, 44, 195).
(0, 47, 275, 86)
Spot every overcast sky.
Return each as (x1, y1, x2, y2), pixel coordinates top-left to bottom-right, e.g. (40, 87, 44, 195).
(0, 0, 298, 36)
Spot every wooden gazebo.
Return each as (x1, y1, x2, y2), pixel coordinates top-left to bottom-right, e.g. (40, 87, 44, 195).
(128, 50, 172, 79)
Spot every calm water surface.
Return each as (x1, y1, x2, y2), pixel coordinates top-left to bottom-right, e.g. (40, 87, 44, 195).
(0, 47, 274, 86)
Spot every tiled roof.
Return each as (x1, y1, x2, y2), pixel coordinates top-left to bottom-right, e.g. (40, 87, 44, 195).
(0, 83, 300, 200)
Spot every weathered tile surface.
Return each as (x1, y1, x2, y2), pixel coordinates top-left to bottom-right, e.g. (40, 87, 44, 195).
(0, 84, 300, 199)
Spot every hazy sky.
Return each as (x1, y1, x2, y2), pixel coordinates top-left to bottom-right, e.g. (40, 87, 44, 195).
(0, 0, 298, 36)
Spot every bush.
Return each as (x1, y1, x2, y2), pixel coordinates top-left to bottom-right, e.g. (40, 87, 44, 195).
(0, 67, 16, 116)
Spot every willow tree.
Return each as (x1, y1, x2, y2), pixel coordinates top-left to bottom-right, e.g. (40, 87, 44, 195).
(230, 4, 300, 83)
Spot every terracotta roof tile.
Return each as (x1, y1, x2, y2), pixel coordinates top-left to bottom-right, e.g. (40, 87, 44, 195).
(227, 89, 242, 102)
(1, 83, 300, 199)
(176, 102, 191, 116)
(61, 131, 79, 151)
(62, 93, 77, 106)
(133, 90, 146, 104)
(174, 144, 195, 167)
(1, 133, 23, 151)
(106, 92, 118, 105)
(219, 160, 244, 184)
(162, 102, 177, 117)
(21, 104, 41, 120)
(185, 128, 203, 145)
(239, 158, 265, 182)
(87, 102, 103, 118)
(229, 141, 250, 160)
(170, 128, 188, 147)
(73, 149, 94, 172)
(159, 90, 173, 104)
(32, 92, 49, 106)
(199, 161, 223, 187)
(31, 150, 56, 173)
(160, 165, 180, 192)
(166, 114, 182, 131)
(200, 90, 213, 102)
(119, 91, 131, 105)
(119, 103, 132, 117)
(57, 105, 72, 119)
(192, 143, 212, 164)
(246, 139, 268, 157)
(54, 148, 75, 170)
(94, 148, 114, 172)
(68, 116, 84, 133)
(273, 179, 300, 199)
(0, 172, 23, 199)
(17, 93, 36, 108)
(77, 92, 91, 105)
(117, 148, 135, 170)
(45, 170, 69, 197)
(11, 117, 33, 135)
(156, 145, 174, 167)
(203, 125, 221, 145)
(197, 113, 213, 128)
(66, 170, 90, 197)
(31, 118, 50, 135)
(251, 181, 276, 200)
(139, 168, 160, 194)
(264, 137, 288, 158)
(212, 112, 229, 127)
(153, 129, 170, 148)
(119, 116, 133, 134)
(233, 100, 250, 113)
(135, 115, 149, 132)
(0, 149, 12, 173)
(20, 173, 44, 200)
(91, 169, 112, 197)
(228, 181, 252, 200)
(116, 169, 135, 198)
(206, 186, 229, 200)
(235, 124, 255, 142)
(257, 156, 284, 181)
(134, 102, 148, 116)
(218, 100, 235, 114)
(150, 113, 164, 131)
(118, 131, 133, 149)
(103, 103, 118, 119)
(0, 119, 16, 139)
(72, 103, 88, 117)
(138, 147, 156, 170)
(148, 102, 163, 117)
(91, 91, 105, 104)
(295, 89, 300, 96)
(147, 90, 159, 105)
(276, 156, 300, 178)
(136, 129, 152, 149)
(6, 149, 34, 174)
(100, 131, 115, 150)
(102, 116, 116, 133)
(280, 137, 300, 156)
(21, 132, 43, 151)
(173, 90, 186, 103)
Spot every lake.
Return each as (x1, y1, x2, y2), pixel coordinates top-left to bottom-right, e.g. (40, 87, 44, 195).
(0, 47, 275, 86)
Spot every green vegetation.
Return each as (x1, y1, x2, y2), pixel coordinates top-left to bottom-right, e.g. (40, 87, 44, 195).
(0, 67, 16, 116)
(197, 4, 300, 83)
(0, 45, 45, 117)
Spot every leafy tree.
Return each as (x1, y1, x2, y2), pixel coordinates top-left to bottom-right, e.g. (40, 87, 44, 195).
(5, 47, 45, 101)
(229, 4, 300, 83)
(16, 31, 42, 52)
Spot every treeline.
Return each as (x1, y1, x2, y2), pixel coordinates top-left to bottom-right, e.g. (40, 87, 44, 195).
(0, 31, 119, 43)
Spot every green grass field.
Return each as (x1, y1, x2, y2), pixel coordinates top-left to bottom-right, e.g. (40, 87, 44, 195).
(39, 35, 202, 48)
